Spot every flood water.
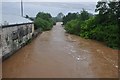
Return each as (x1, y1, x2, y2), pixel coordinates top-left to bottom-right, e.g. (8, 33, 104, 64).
(3, 22, 118, 78)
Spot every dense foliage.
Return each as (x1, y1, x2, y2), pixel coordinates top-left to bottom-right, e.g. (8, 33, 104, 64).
(64, 19, 81, 35)
(64, 1, 120, 49)
(34, 12, 54, 31)
(64, 9, 91, 36)
(63, 12, 79, 25)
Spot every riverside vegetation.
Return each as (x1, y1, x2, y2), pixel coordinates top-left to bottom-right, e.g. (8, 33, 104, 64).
(33, 12, 64, 31)
(63, 1, 120, 49)
(33, 1, 119, 49)
(34, 12, 55, 31)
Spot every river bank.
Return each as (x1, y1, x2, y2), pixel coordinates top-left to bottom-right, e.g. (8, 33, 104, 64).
(3, 22, 118, 78)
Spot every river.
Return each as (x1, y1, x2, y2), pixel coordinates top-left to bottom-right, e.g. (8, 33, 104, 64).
(2, 22, 118, 78)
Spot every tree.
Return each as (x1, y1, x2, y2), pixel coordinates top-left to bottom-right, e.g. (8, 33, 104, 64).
(95, 0, 120, 25)
(94, 0, 120, 49)
(34, 12, 53, 30)
(63, 12, 78, 25)
(79, 9, 90, 21)
(57, 12, 64, 20)
(95, 1, 109, 24)
(108, 1, 120, 24)
(36, 12, 52, 21)
(52, 12, 64, 22)
(64, 1, 120, 49)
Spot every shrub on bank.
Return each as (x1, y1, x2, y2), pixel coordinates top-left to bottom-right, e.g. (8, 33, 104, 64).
(64, 19, 81, 35)
(34, 12, 53, 31)
(64, 16, 119, 49)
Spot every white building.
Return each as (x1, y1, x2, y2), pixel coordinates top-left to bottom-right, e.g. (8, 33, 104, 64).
(0, 26, 2, 59)
(1, 14, 34, 60)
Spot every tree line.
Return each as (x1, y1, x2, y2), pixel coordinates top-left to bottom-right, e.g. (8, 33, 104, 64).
(63, 1, 120, 49)
(33, 12, 64, 31)
(34, 12, 54, 31)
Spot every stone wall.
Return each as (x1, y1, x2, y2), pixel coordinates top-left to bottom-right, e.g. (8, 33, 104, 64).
(1, 23, 34, 60)
(0, 28, 2, 58)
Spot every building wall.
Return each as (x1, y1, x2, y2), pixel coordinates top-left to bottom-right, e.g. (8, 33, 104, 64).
(2, 23, 34, 57)
(0, 28, 2, 58)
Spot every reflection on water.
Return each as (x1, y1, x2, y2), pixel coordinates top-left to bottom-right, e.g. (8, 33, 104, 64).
(3, 22, 118, 78)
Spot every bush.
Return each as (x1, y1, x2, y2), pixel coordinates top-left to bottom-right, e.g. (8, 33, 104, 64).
(64, 14, 119, 49)
(90, 25, 104, 41)
(103, 25, 120, 49)
(64, 19, 81, 35)
(80, 17, 95, 39)
(63, 1, 120, 50)
(34, 12, 53, 31)
(34, 17, 53, 31)
(63, 13, 78, 25)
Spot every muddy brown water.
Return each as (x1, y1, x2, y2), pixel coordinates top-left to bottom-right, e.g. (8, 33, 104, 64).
(2, 22, 118, 78)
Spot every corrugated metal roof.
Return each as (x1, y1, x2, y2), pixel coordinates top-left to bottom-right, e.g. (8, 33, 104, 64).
(1, 14, 33, 26)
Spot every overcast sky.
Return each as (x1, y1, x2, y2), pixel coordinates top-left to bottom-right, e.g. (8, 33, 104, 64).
(2, 2, 97, 16)
(2, 0, 99, 2)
